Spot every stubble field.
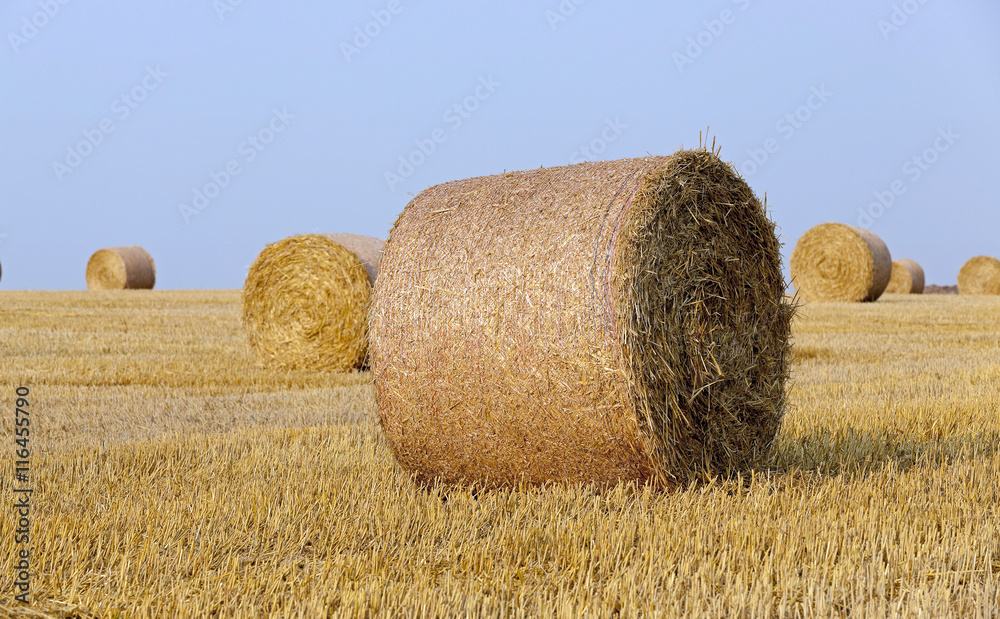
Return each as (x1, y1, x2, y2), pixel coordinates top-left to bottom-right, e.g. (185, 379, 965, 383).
(0, 290, 998, 617)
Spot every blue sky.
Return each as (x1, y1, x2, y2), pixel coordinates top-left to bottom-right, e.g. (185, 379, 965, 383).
(2, 1, 997, 289)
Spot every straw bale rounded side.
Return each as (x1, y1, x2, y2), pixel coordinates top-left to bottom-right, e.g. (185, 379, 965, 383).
(789, 223, 891, 303)
(242, 233, 384, 371)
(958, 256, 1000, 295)
(370, 149, 793, 488)
(884, 258, 925, 294)
(85, 246, 156, 290)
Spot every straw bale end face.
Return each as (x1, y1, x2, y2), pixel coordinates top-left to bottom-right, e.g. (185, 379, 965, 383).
(958, 256, 1000, 295)
(884, 259, 925, 294)
(241, 233, 384, 371)
(371, 149, 793, 488)
(789, 223, 891, 303)
(85, 246, 156, 290)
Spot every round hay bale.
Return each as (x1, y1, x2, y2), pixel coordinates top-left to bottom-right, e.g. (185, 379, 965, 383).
(884, 258, 925, 294)
(789, 223, 891, 303)
(85, 246, 156, 290)
(370, 149, 793, 488)
(958, 256, 1000, 295)
(241, 233, 384, 371)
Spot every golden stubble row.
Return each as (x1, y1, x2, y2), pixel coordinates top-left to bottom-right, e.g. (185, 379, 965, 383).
(0, 424, 997, 617)
(0, 291, 997, 616)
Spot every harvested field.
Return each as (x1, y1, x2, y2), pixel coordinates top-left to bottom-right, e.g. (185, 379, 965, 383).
(1, 291, 999, 617)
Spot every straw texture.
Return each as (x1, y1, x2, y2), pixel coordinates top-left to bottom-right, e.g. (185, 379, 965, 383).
(789, 223, 891, 303)
(958, 256, 1000, 295)
(242, 233, 384, 371)
(884, 259, 925, 294)
(370, 149, 793, 487)
(85, 246, 156, 290)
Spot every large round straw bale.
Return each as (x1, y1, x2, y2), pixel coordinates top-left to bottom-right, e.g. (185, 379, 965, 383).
(85, 246, 156, 290)
(958, 256, 1000, 295)
(370, 149, 793, 488)
(789, 223, 891, 303)
(884, 258, 925, 294)
(242, 233, 384, 371)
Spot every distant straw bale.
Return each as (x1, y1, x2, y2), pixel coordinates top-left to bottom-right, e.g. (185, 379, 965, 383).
(370, 149, 793, 488)
(958, 256, 1000, 295)
(85, 246, 156, 290)
(789, 223, 891, 303)
(884, 258, 925, 294)
(242, 233, 384, 371)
